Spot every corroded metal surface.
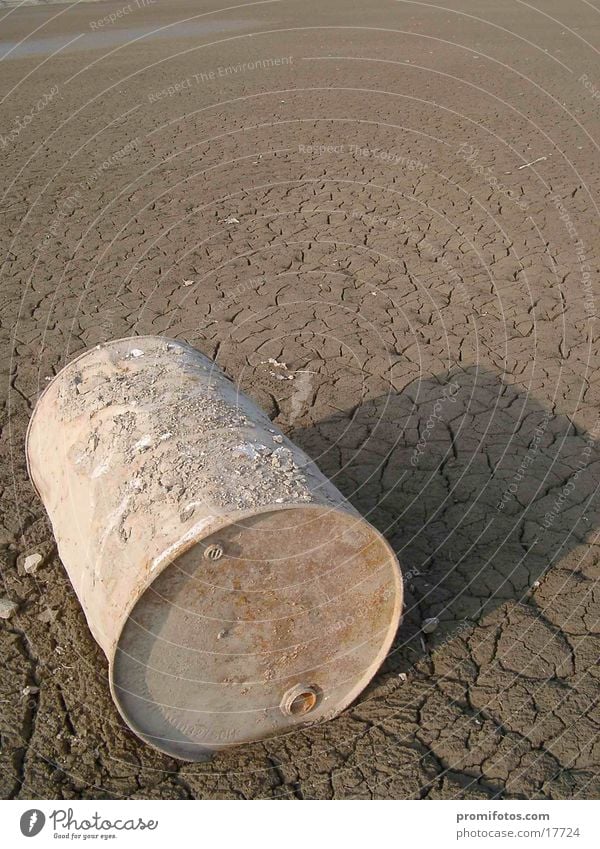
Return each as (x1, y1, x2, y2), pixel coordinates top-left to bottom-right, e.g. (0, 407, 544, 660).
(27, 336, 402, 759)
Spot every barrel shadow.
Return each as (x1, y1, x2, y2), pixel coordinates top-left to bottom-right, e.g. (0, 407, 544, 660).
(288, 365, 600, 681)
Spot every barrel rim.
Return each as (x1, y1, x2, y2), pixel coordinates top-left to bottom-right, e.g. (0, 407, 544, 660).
(108, 502, 403, 760)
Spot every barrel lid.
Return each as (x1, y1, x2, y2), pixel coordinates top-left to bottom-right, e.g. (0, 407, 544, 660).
(111, 505, 402, 759)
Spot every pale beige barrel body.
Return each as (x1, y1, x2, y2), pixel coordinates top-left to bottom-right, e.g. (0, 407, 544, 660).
(27, 336, 402, 760)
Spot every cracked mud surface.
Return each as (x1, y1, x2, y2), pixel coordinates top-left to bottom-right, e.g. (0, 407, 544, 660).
(1, 0, 599, 799)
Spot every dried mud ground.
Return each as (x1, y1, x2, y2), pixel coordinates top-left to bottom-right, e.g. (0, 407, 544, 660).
(1, 0, 600, 800)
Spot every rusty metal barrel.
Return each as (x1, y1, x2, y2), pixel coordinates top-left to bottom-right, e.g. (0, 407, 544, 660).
(26, 336, 402, 759)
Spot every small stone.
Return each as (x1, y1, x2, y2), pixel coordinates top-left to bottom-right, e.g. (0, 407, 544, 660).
(398, 672, 407, 682)
(23, 552, 43, 574)
(271, 447, 294, 469)
(224, 216, 240, 224)
(0, 597, 18, 619)
(422, 616, 439, 634)
(38, 608, 58, 624)
(265, 357, 288, 370)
